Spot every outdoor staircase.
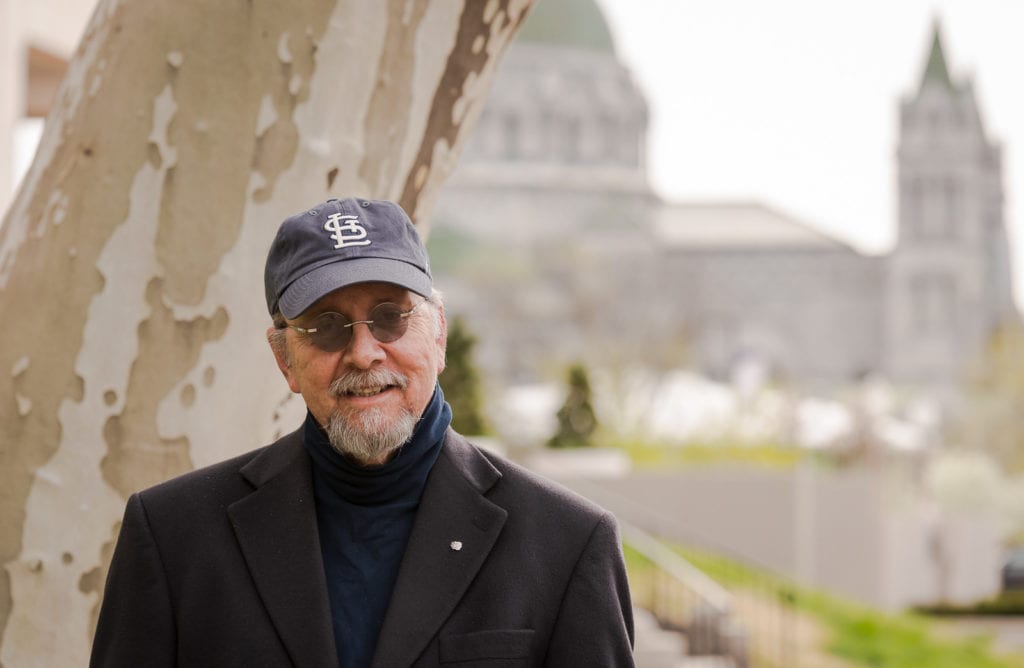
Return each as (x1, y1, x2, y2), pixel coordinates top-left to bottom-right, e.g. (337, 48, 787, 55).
(634, 606, 740, 668)
(550, 476, 755, 667)
(634, 606, 687, 667)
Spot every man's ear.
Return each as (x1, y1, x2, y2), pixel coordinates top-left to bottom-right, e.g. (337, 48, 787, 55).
(267, 327, 301, 394)
(435, 304, 448, 374)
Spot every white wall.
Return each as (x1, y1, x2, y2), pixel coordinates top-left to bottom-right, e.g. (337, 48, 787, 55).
(0, 0, 23, 215)
(0, 0, 96, 217)
(23, 0, 96, 58)
(575, 466, 1003, 611)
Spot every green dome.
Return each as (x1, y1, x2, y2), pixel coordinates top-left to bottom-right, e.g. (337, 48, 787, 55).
(517, 0, 617, 54)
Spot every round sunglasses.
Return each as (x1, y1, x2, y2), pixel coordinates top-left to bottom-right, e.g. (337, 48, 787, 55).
(285, 301, 425, 352)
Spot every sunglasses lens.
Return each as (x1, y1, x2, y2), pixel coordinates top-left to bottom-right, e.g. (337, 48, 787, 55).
(310, 312, 352, 352)
(298, 303, 415, 351)
(368, 303, 409, 343)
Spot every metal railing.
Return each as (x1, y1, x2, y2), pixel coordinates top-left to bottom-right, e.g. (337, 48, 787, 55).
(563, 476, 799, 668)
(624, 522, 750, 667)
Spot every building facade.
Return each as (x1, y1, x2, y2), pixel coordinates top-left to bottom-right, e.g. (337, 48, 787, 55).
(2, 0, 1015, 395)
(885, 31, 1016, 386)
(432, 4, 1016, 396)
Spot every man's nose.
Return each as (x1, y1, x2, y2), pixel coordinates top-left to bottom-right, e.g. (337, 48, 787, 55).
(341, 322, 387, 369)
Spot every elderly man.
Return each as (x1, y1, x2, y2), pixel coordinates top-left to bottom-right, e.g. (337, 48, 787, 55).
(91, 198, 634, 667)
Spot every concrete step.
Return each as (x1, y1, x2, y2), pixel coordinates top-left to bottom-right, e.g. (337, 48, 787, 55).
(674, 657, 737, 668)
(633, 607, 688, 668)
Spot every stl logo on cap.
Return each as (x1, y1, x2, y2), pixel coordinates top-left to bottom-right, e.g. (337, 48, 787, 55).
(324, 213, 372, 249)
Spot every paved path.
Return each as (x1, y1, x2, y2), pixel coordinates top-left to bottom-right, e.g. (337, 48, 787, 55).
(934, 616, 1024, 666)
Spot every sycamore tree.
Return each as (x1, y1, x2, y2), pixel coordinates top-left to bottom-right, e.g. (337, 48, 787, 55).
(0, 0, 532, 664)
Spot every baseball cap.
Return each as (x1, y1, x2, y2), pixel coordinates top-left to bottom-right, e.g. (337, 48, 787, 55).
(264, 198, 432, 319)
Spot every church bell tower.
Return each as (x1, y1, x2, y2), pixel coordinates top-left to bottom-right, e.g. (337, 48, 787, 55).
(885, 22, 1015, 387)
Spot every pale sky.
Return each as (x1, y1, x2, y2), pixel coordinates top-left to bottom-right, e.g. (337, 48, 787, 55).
(597, 0, 1024, 303)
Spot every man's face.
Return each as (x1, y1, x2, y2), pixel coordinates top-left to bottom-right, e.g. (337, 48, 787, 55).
(269, 281, 446, 465)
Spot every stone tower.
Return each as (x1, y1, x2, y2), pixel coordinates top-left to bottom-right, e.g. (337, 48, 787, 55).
(885, 23, 1015, 387)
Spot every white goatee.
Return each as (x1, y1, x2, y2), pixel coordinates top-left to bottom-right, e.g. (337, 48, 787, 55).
(325, 367, 416, 465)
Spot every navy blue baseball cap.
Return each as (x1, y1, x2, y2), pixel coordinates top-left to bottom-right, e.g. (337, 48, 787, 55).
(264, 198, 432, 319)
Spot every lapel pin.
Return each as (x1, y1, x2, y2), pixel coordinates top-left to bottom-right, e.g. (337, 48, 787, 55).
(450, 541, 463, 552)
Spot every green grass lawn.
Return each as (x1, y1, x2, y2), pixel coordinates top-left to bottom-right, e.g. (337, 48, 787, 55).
(625, 542, 1024, 668)
(610, 439, 807, 470)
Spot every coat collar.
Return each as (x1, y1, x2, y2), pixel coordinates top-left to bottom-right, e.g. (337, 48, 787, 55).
(372, 429, 508, 667)
(228, 429, 338, 668)
(226, 428, 508, 668)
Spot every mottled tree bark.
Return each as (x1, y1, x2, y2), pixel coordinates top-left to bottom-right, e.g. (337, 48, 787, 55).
(0, 0, 531, 664)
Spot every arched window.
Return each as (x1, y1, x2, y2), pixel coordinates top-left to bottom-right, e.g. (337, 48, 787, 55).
(556, 116, 581, 163)
(910, 273, 956, 335)
(941, 176, 959, 239)
(504, 113, 521, 160)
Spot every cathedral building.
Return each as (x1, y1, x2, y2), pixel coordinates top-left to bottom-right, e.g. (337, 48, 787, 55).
(431, 2, 1016, 395)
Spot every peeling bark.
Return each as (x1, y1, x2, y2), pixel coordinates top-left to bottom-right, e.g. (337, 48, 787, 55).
(399, 0, 529, 227)
(0, 0, 531, 664)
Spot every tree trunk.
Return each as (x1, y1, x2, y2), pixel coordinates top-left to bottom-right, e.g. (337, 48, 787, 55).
(0, 0, 531, 664)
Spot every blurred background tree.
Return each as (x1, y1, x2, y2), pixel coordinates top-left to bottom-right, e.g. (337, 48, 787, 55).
(548, 362, 599, 448)
(439, 316, 490, 436)
(958, 324, 1024, 473)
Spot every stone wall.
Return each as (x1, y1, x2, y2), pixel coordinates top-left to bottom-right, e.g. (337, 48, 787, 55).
(566, 465, 1002, 611)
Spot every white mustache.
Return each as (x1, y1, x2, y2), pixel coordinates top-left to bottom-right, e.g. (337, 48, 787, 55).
(329, 368, 408, 397)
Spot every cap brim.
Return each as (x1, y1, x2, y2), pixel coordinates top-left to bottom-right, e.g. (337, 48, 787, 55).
(278, 257, 432, 319)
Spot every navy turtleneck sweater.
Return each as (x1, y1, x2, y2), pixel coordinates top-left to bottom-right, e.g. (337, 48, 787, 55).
(303, 385, 452, 668)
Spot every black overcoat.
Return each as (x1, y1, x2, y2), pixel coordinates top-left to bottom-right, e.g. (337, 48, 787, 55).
(90, 429, 635, 667)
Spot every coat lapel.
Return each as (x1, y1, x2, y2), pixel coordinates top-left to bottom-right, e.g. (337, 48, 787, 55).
(371, 431, 508, 668)
(227, 431, 337, 668)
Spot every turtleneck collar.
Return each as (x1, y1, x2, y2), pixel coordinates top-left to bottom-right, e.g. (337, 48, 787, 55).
(302, 384, 452, 506)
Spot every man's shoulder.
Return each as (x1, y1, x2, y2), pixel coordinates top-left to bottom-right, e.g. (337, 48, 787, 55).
(135, 428, 305, 506)
(442, 430, 610, 523)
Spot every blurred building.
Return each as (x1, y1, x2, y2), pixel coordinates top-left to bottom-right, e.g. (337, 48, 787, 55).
(0, 0, 92, 216)
(432, 4, 1016, 395)
(2, 0, 1015, 394)
(886, 33, 1017, 386)
(430, 0, 664, 384)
